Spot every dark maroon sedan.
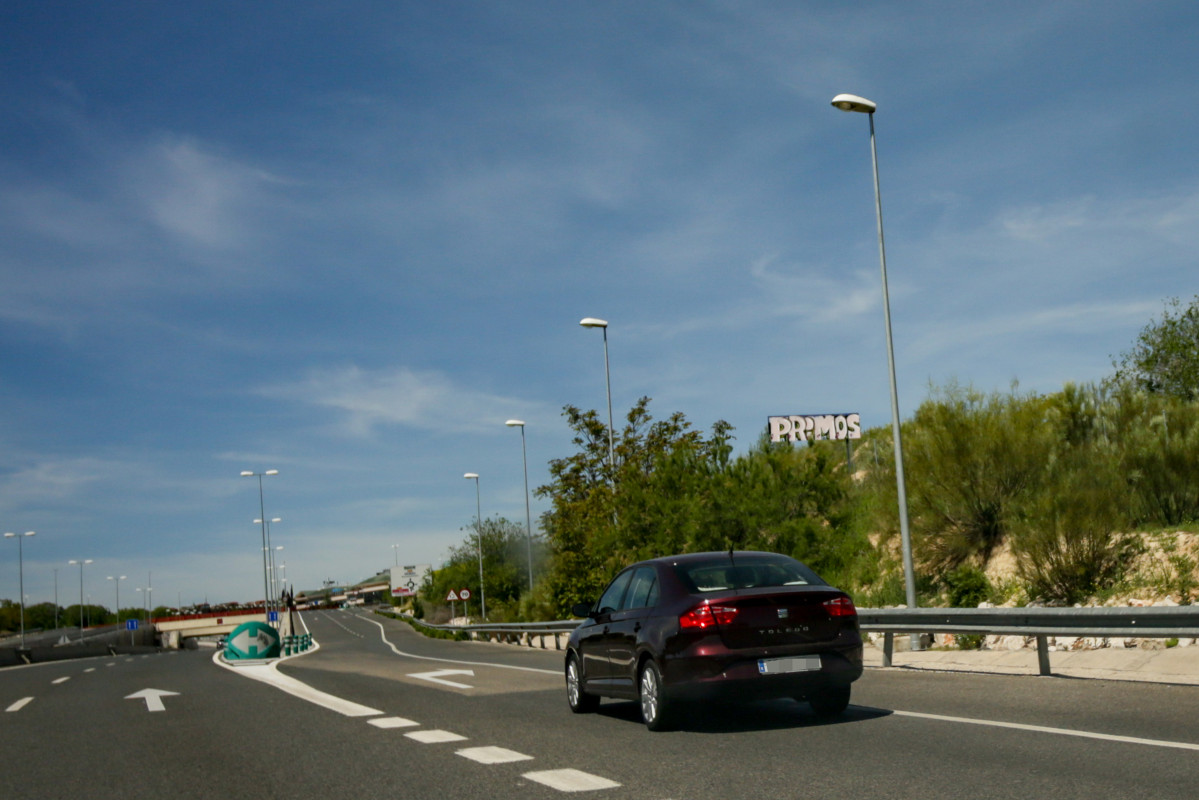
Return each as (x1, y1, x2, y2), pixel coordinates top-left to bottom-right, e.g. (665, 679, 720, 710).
(565, 551, 863, 730)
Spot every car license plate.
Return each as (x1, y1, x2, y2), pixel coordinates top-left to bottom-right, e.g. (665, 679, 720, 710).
(758, 656, 821, 675)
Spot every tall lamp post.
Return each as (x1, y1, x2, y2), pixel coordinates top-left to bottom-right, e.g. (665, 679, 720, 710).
(68, 558, 92, 643)
(505, 420, 535, 590)
(255, 517, 282, 616)
(242, 469, 279, 624)
(391, 543, 401, 566)
(107, 574, 127, 629)
(831, 93, 918, 623)
(5, 531, 36, 649)
(579, 318, 615, 475)
(463, 473, 487, 620)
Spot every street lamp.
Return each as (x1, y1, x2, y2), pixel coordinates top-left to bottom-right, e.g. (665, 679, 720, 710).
(68, 558, 92, 643)
(463, 473, 487, 620)
(5, 531, 36, 649)
(579, 318, 616, 474)
(242, 469, 279, 623)
(831, 93, 918, 622)
(255, 517, 282, 615)
(505, 420, 535, 590)
(107, 574, 127, 629)
(391, 543, 401, 566)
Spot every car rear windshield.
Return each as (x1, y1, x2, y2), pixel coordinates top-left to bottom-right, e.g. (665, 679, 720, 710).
(673, 556, 826, 593)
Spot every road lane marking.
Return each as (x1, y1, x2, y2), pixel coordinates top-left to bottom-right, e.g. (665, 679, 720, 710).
(893, 709, 1199, 752)
(126, 689, 179, 712)
(368, 716, 420, 729)
(523, 769, 621, 792)
(408, 669, 475, 689)
(357, 615, 559, 676)
(52, 677, 70, 685)
(84, 668, 95, 673)
(457, 746, 533, 764)
(212, 651, 382, 717)
(6, 697, 34, 712)
(406, 729, 467, 743)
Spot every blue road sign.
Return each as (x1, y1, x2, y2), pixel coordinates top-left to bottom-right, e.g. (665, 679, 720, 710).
(126, 619, 139, 631)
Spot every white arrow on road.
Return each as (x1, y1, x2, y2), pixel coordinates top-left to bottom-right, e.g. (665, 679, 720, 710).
(126, 688, 179, 712)
(407, 669, 475, 689)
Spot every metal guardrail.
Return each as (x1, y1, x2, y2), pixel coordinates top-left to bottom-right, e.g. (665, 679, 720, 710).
(858, 606, 1199, 675)
(387, 605, 1199, 676)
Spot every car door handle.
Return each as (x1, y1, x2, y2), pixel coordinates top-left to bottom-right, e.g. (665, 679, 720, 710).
(633, 622, 642, 633)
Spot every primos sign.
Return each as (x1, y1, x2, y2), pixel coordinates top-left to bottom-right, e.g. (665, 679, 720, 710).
(769, 413, 862, 444)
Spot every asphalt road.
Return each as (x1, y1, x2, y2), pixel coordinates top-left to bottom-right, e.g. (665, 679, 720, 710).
(3, 608, 1198, 799)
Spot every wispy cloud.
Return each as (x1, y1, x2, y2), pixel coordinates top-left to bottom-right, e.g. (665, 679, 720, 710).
(259, 365, 547, 436)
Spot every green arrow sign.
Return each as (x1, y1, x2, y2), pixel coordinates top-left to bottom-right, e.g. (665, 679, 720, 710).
(224, 621, 281, 660)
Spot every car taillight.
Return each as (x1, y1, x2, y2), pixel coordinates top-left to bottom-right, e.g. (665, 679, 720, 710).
(823, 596, 857, 617)
(679, 602, 739, 629)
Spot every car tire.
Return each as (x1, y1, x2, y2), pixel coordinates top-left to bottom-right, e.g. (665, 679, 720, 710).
(808, 685, 851, 717)
(639, 660, 673, 731)
(566, 654, 600, 713)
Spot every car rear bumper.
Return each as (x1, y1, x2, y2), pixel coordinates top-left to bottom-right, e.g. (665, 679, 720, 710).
(661, 642, 863, 702)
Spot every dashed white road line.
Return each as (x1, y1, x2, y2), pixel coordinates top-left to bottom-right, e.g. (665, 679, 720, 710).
(458, 746, 534, 765)
(405, 729, 468, 744)
(524, 769, 622, 792)
(51, 677, 70, 685)
(6, 697, 34, 712)
(368, 716, 420, 729)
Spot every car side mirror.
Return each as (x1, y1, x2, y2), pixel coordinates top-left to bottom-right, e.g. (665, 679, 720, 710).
(571, 602, 594, 619)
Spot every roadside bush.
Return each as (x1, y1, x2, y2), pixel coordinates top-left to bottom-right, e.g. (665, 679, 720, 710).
(1011, 446, 1140, 604)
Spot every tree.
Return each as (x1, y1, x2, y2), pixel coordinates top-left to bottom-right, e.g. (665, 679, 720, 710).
(885, 383, 1054, 573)
(423, 516, 538, 621)
(1114, 295, 1199, 400)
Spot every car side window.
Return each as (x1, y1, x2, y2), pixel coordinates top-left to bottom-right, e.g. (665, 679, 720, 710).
(622, 567, 659, 611)
(596, 570, 634, 615)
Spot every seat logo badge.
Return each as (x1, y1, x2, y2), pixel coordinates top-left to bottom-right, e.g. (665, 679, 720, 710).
(778, 609, 789, 619)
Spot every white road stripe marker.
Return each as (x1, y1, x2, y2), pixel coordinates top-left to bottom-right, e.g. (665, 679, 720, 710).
(408, 669, 475, 689)
(52, 677, 70, 685)
(457, 746, 534, 764)
(6, 697, 34, 712)
(405, 729, 467, 744)
(894, 709, 1199, 752)
(358, 614, 560, 676)
(523, 769, 621, 792)
(368, 716, 420, 729)
(212, 651, 382, 717)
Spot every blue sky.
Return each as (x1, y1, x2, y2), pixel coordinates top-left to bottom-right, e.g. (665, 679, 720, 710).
(2, 2, 1197, 610)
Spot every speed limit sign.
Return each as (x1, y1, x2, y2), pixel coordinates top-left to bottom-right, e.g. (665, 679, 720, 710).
(459, 588, 472, 600)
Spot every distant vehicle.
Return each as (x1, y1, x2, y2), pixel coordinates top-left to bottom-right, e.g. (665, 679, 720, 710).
(565, 551, 863, 730)
(216, 636, 226, 650)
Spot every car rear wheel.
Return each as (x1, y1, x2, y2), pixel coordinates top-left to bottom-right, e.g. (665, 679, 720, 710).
(808, 685, 851, 717)
(639, 660, 673, 731)
(566, 654, 599, 713)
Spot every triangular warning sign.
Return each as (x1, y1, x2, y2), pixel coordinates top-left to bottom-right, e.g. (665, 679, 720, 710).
(446, 590, 459, 602)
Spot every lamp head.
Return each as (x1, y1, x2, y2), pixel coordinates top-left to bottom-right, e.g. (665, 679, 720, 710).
(579, 317, 608, 328)
(505, 419, 525, 427)
(831, 93, 877, 113)
(464, 472, 479, 480)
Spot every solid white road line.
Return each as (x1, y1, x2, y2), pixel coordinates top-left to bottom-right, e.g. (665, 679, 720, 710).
(894, 709, 1199, 752)
(357, 614, 560, 676)
(212, 651, 382, 717)
(523, 769, 622, 792)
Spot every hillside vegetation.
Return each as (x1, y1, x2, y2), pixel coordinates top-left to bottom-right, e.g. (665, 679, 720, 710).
(420, 296, 1199, 620)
